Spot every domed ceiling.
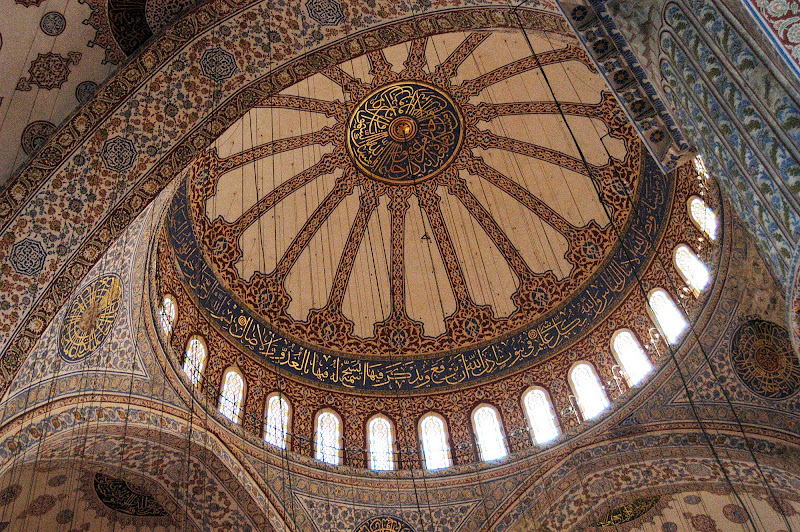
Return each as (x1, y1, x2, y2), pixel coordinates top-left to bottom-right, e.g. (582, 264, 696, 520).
(164, 28, 670, 391)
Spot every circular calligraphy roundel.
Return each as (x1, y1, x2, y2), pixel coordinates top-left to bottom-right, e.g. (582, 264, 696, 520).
(347, 81, 464, 184)
(353, 516, 417, 532)
(730, 319, 800, 400)
(58, 274, 123, 363)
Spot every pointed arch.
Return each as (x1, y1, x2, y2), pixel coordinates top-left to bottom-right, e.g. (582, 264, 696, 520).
(218, 367, 246, 424)
(648, 288, 688, 344)
(315, 409, 342, 465)
(367, 415, 395, 471)
(472, 404, 508, 461)
(182, 335, 207, 387)
(674, 244, 710, 295)
(569, 362, 609, 421)
(419, 413, 451, 470)
(611, 329, 653, 386)
(264, 393, 291, 449)
(521, 387, 560, 445)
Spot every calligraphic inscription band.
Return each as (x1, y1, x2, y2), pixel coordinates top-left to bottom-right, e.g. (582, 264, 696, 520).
(347, 82, 463, 184)
(166, 153, 670, 391)
(58, 274, 123, 363)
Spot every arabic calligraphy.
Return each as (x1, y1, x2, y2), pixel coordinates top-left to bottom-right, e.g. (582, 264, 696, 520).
(93, 472, 170, 517)
(354, 516, 416, 532)
(593, 496, 661, 527)
(58, 275, 123, 363)
(347, 82, 463, 184)
(166, 152, 670, 390)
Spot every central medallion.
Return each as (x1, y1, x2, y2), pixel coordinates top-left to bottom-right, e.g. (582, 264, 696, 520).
(347, 81, 464, 184)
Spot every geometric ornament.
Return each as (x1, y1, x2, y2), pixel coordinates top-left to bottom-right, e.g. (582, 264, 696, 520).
(93, 472, 169, 517)
(730, 319, 800, 400)
(58, 275, 123, 363)
(306, 0, 344, 26)
(347, 82, 463, 184)
(101, 136, 137, 173)
(9, 238, 46, 276)
(354, 516, 417, 532)
(199, 48, 238, 82)
(16, 51, 81, 91)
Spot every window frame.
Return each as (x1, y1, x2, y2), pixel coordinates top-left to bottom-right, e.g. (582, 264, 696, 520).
(264, 392, 292, 450)
(366, 413, 396, 471)
(418, 412, 453, 471)
(471, 403, 509, 462)
(609, 329, 653, 387)
(159, 294, 177, 336)
(218, 366, 247, 425)
(520, 386, 561, 446)
(314, 408, 343, 466)
(647, 288, 689, 345)
(182, 334, 207, 387)
(673, 243, 710, 296)
(687, 195, 718, 241)
(568, 361, 610, 421)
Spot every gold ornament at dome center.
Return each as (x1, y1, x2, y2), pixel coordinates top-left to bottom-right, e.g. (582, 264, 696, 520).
(347, 81, 464, 184)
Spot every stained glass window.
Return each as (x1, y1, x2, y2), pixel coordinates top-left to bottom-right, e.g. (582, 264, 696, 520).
(159, 295, 176, 335)
(368, 416, 395, 471)
(611, 329, 653, 386)
(522, 388, 560, 445)
(315, 410, 341, 465)
(674, 245, 710, 294)
(264, 394, 290, 449)
(570, 363, 609, 420)
(183, 335, 206, 386)
(689, 196, 718, 241)
(218, 368, 245, 424)
(419, 413, 451, 470)
(649, 289, 688, 344)
(472, 405, 508, 461)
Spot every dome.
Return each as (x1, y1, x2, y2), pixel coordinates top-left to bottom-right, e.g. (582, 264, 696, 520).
(154, 20, 718, 467)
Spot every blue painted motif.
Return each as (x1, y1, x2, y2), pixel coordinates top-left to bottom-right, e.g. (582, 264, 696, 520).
(306, 0, 344, 26)
(9, 238, 46, 276)
(199, 48, 238, 82)
(101, 136, 137, 173)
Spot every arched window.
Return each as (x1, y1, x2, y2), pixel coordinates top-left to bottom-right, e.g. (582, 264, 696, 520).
(569, 363, 609, 421)
(688, 196, 718, 241)
(419, 413, 451, 470)
(693, 154, 709, 180)
(264, 394, 290, 449)
(674, 245, 710, 294)
(315, 410, 342, 465)
(218, 368, 245, 424)
(522, 387, 560, 445)
(472, 405, 508, 462)
(367, 415, 395, 471)
(183, 335, 207, 386)
(649, 289, 688, 344)
(159, 295, 176, 335)
(611, 329, 653, 386)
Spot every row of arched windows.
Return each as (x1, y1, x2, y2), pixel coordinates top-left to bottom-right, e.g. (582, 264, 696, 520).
(158, 287, 702, 469)
(157, 158, 717, 470)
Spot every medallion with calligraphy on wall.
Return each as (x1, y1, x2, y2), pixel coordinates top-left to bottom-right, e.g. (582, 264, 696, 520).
(593, 496, 661, 527)
(58, 275, 122, 363)
(354, 515, 416, 532)
(730, 319, 800, 400)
